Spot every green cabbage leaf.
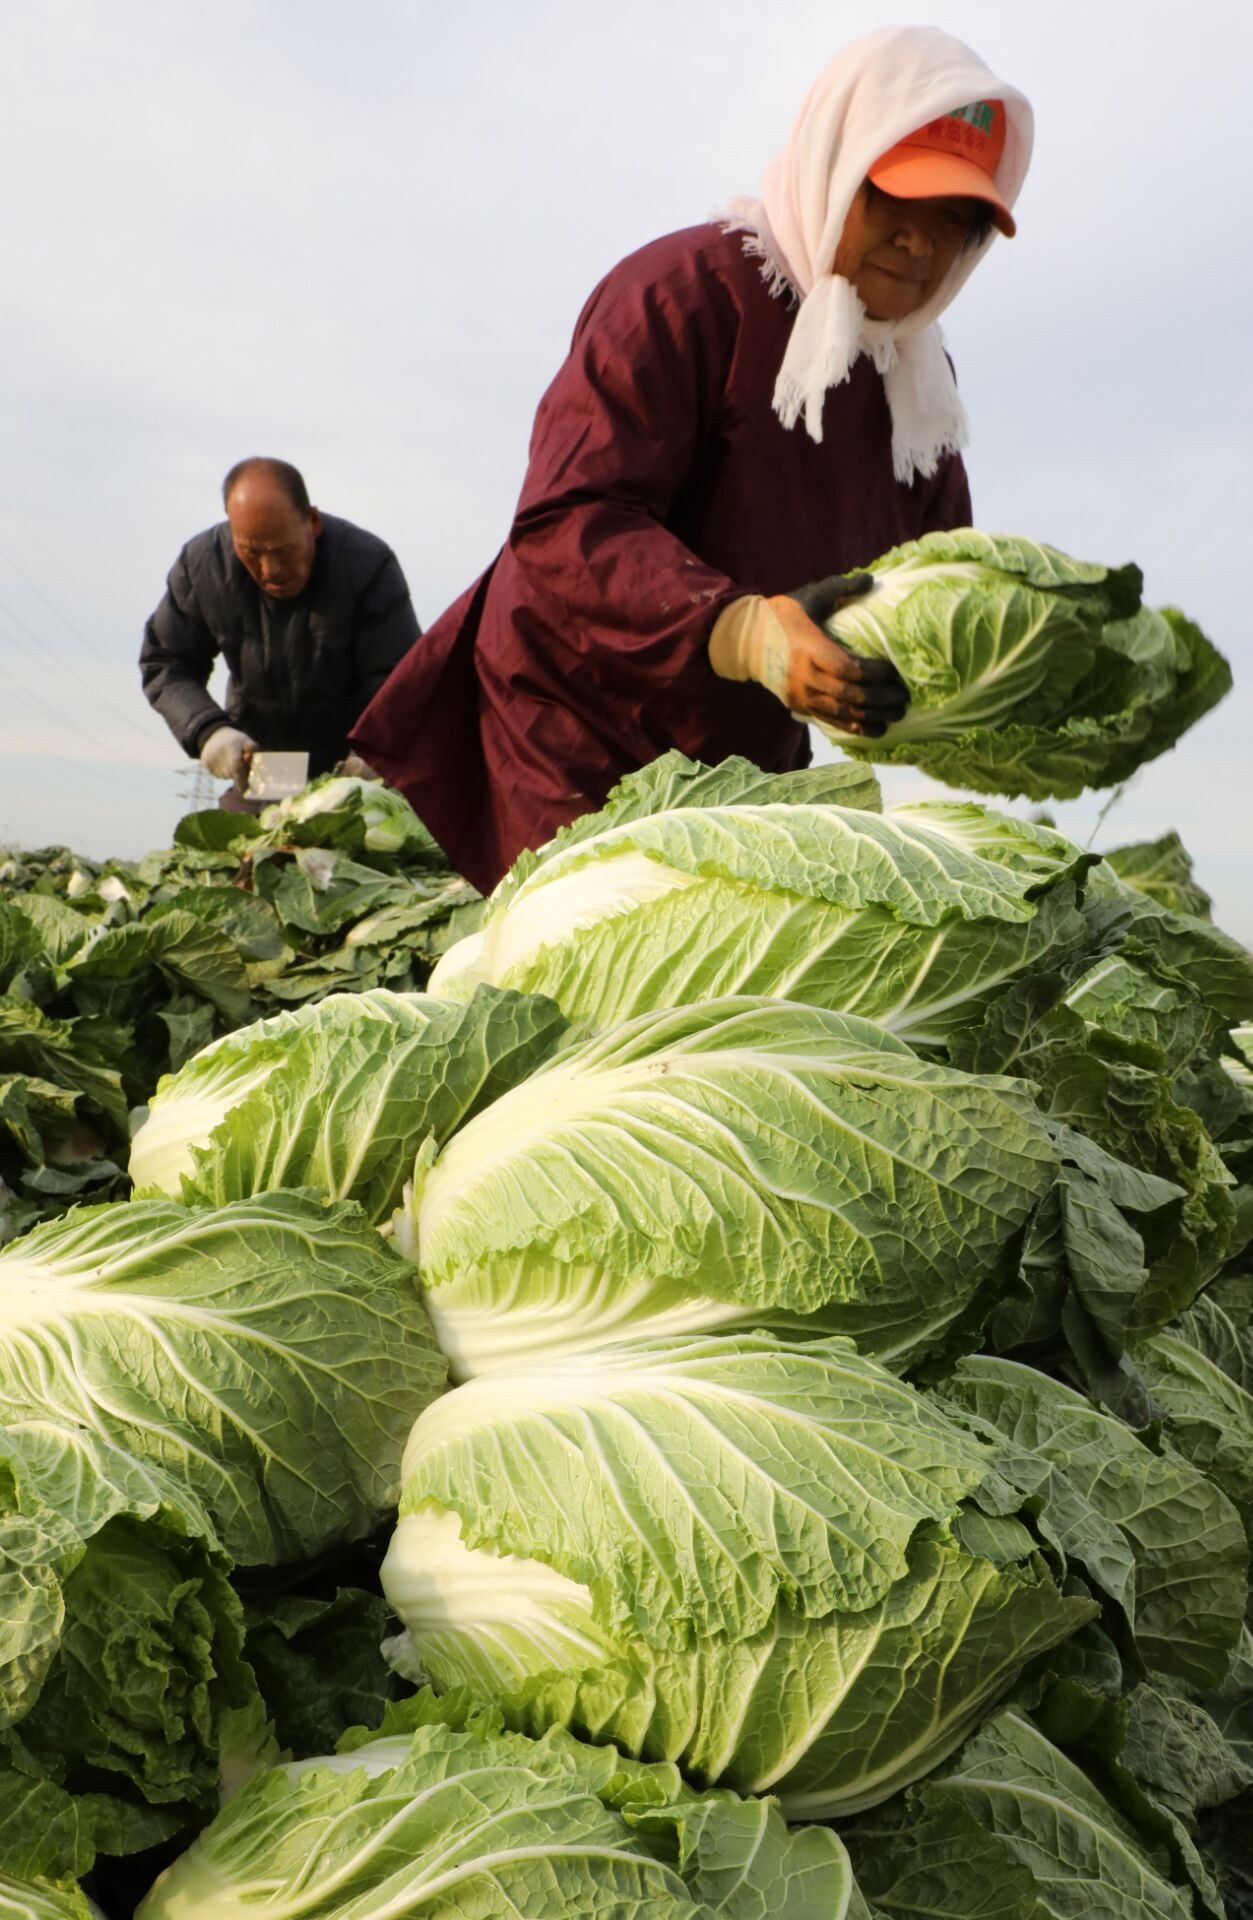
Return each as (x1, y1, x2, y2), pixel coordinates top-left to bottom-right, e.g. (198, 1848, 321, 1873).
(937, 1356, 1247, 1691)
(1126, 1274, 1253, 1535)
(0, 1426, 269, 1853)
(844, 1706, 1204, 1919)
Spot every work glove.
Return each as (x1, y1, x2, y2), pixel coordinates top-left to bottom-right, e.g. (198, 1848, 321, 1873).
(709, 573, 908, 736)
(335, 752, 382, 781)
(199, 725, 257, 789)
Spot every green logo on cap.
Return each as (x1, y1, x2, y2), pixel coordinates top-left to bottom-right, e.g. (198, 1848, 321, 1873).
(949, 101, 995, 134)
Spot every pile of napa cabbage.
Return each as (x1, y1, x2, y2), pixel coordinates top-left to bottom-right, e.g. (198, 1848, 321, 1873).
(0, 533, 1248, 1920)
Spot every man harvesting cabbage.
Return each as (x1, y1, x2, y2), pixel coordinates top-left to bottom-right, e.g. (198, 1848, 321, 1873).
(354, 26, 1032, 889)
(141, 456, 421, 807)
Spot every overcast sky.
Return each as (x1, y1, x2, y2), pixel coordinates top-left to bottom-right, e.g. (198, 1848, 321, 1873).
(0, 0, 1249, 937)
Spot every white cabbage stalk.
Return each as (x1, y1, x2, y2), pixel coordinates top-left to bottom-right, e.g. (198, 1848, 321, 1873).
(128, 1003, 309, 1193)
(435, 849, 695, 1003)
(418, 1257, 753, 1380)
(382, 1506, 612, 1691)
(0, 1875, 107, 1919)
(284, 1738, 414, 1780)
(1223, 1024, 1253, 1094)
(426, 927, 488, 999)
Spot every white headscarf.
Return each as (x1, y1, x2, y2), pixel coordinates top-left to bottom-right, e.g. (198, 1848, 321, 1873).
(725, 26, 1033, 481)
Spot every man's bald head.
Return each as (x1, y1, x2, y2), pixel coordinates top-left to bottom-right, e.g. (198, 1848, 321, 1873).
(222, 456, 310, 514)
(223, 457, 322, 599)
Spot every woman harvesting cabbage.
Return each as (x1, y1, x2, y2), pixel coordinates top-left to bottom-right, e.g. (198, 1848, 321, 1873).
(355, 26, 1032, 890)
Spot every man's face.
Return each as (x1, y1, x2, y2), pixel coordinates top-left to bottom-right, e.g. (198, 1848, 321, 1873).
(834, 180, 981, 322)
(227, 485, 322, 598)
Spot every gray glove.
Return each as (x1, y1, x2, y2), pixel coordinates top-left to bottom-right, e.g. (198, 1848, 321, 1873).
(334, 753, 382, 781)
(199, 726, 256, 789)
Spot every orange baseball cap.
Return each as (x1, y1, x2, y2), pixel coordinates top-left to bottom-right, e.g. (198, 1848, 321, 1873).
(868, 99, 1016, 237)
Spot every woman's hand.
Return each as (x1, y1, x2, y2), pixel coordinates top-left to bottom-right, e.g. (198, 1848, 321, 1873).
(767, 586, 908, 735)
(708, 574, 908, 736)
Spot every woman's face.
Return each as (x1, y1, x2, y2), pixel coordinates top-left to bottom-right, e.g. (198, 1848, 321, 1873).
(834, 180, 982, 321)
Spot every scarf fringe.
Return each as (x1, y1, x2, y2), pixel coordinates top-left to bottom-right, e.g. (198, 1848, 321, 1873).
(882, 323, 970, 482)
(772, 370, 810, 435)
(717, 209, 798, 305)
(888, 416, 969, 484)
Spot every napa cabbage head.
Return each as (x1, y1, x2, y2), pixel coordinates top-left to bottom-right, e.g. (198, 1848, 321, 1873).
(129, 984, 567, 1220)
(380, 1334, 1089, 1816)
(814, 529, 1229, 799)
(136, 1687, 868, 1920)
(0, 1190, 446, 1563)
(405, 994, 1061, 1378)
(429, 768, 1095, 1048)
(128, 1000, 312, 1195)
(260, 773, 438, 856)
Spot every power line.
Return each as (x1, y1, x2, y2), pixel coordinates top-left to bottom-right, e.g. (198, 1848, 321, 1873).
(0, 720, 36, 760)
(0, 661, 172, 783)
(0, 508, 223, 825)
(0, 519, 229, 781)
(3, 759, 186, 807)
(0, 591, 159, 749)
(0, 536, 139, 672)
(3, 740, 188, 782)
(0, 513, 216, 766)
(0, 521, 161, 715)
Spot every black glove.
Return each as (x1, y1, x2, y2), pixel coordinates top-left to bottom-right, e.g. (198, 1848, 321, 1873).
(782, 572, 909, 729)
(786, 571, 875, 623)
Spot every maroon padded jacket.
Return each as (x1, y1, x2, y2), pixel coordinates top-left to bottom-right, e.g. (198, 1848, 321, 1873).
(354, 224, 970, 890)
